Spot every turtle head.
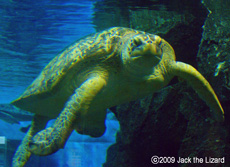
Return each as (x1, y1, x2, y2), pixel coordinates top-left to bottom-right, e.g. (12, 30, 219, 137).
(121, 33, 163, 77)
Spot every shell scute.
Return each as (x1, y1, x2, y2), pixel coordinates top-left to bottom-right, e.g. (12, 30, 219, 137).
(15, 27, 132, 100)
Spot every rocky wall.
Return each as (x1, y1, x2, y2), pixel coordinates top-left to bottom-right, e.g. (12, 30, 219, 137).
(93, 0, 230, 166)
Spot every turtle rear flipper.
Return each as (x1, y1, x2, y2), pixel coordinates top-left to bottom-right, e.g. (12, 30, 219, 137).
(169, 61, 224, 122)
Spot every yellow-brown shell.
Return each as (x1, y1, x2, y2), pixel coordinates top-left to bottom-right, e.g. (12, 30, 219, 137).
(11, 27, 175, 116)
(14, 28, 135, 98)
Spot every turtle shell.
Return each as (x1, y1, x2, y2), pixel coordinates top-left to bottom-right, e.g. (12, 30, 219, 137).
(11, 27, 138, 118)
(11, 27, 175, 118)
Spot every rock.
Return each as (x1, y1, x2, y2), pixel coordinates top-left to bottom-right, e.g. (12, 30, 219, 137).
(92, 0, 230, 167)
(198, 0, 230, 101)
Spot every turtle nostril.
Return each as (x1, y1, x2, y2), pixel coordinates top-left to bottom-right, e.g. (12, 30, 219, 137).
(147, 40, 152, 44)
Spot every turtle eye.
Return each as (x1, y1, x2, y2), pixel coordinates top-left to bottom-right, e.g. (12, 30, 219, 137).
(133, 38, 142, 47)
(159, 40, 162, 45)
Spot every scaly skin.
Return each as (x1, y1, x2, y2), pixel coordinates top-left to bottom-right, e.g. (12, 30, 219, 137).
(28, 76, 107, 155)
(12, 115, 49, 167)
(167, 60, 224, 121)
(10, 27, 224, 167)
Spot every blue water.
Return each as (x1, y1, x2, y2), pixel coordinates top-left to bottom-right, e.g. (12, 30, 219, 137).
(0, 0, 119, 166)
(0, 0, 96, 103)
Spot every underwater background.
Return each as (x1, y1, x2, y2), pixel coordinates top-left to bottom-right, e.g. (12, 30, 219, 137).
(0, 0, 230, 167)
(0, 0, 119, 166)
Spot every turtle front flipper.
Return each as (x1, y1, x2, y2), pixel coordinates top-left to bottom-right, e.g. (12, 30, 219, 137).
(168, 61, 224, 122)
(28, 75, 107, 156)
(12, 115, 49, 167)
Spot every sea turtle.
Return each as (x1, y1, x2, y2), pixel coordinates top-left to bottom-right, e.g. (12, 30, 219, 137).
(11, 27, 224, 167)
